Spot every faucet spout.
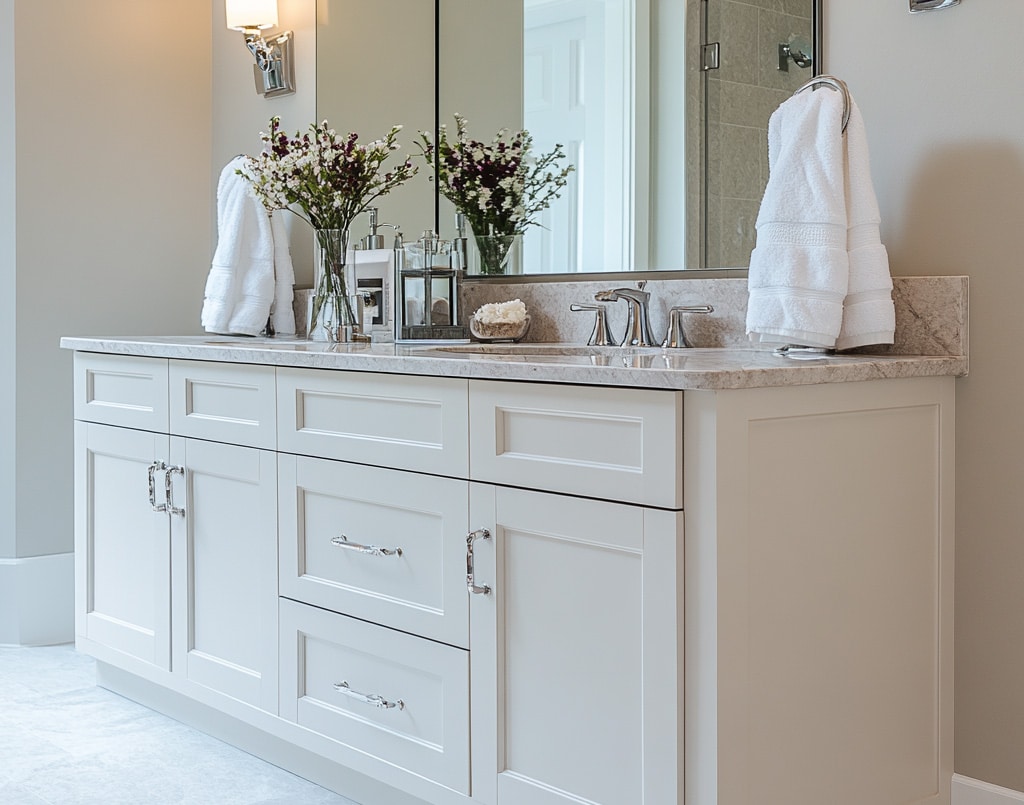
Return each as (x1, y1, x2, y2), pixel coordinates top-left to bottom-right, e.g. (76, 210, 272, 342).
(594, 285, 656, 347)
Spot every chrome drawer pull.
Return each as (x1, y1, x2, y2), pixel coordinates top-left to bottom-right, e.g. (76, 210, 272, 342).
(333, 681, 404, 710)
(467, 528, 491, 595)
(164, 465, 185, 517)
(147, 461, 167, 512)
(330, 535, 403, 558)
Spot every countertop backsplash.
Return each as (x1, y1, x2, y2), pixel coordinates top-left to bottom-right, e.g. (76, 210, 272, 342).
(460, 275, 968, 358)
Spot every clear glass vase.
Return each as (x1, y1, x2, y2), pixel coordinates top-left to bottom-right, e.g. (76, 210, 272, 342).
(309, 229, 359, 342)
(469, 231, 522, 276)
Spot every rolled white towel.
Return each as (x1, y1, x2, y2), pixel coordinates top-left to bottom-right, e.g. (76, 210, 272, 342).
(202, 156, 277, 336)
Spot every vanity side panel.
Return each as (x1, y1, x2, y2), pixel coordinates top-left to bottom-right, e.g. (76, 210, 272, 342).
(687, 377, 954, 805)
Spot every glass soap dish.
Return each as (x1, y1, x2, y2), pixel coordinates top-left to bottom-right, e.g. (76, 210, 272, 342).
(469, 314, 531, 343)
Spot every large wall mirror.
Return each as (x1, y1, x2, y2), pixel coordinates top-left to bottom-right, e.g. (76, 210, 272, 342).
(316, 0, 821, 276)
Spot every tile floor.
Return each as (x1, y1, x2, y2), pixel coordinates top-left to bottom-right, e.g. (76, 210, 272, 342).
(0, 644, 359, 805)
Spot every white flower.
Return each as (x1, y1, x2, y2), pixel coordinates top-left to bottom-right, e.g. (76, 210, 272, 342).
(473, 299, 527, 325)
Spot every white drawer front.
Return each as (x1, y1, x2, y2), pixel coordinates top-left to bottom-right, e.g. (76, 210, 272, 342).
(169, 361, 276, 449)
(277, 368, 469, 476)
(469, 380, 683, 508)
(279, 598, 469, 795)
(279, 454, 469, 648)
(74, 353, 168, 432)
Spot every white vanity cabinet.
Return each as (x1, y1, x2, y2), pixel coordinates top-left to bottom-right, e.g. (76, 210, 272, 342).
(69, 346, 954, 805)
(73, 354, 280, 714)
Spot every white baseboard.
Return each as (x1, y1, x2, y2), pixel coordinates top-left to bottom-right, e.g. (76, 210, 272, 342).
(954, 775, 1024, 805)
(0, 553, 74, 646)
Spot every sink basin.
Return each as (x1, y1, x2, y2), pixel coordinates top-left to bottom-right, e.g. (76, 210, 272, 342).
(414, 341, 693, 369)
(422, 343, 667, 357)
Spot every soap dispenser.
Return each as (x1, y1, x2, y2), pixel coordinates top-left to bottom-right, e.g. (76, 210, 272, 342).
(360, 207, 401, 251)
(395, 230, 468, 343)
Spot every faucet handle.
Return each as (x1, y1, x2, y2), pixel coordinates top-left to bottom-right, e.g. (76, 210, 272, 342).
(662, 304, 714, 349)
(571, 302, 615, 346)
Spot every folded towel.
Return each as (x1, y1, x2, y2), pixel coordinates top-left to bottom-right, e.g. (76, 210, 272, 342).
(836, 100, 894, 349)
(201, 157, 295, 336)
(746, 85, 894, 350)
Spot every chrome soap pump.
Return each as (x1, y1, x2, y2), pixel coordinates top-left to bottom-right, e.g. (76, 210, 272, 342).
(360, 207, 401, 250)
(394, 230, 468, 343)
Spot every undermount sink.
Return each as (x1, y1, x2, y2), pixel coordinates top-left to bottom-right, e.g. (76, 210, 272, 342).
(423, 342, 668, 356)
(414, 341, 699, 369)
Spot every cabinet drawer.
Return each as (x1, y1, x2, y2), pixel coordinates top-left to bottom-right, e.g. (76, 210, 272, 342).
(74, 353, 168, 432)
(469, 379, 683, 508)
(277, 368, 468, 476)
(279, 598, 469, 795)
(279, 454, 469, 648)
(169, 361, 276, 449)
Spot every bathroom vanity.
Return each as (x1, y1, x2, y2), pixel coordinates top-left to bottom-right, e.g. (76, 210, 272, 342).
(62, 335, 962, 805)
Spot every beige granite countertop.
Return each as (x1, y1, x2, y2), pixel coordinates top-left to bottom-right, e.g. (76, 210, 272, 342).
(59, 335, 967, 391)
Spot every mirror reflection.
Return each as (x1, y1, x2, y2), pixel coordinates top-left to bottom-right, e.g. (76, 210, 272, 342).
(317, 0, 819, 275)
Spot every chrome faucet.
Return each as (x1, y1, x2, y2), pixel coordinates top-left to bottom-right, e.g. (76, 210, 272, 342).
(594, 281, 656, 347)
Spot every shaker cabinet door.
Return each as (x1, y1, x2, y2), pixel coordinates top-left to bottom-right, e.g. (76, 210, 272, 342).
(169, 436, 279, 713)
(468, 484, 684, 805)
(74, 421, 171, 671)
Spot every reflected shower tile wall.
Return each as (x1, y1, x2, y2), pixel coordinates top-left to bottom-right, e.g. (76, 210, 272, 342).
(703, 0, 813, 268)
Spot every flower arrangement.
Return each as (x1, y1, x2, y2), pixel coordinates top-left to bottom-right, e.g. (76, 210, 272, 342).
(243, 117, 417, 337)
(418, 114, 574, 275)
(245, 116, 416, 231)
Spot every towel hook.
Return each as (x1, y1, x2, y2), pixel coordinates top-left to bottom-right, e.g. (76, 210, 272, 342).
(794, 74, 851, 134)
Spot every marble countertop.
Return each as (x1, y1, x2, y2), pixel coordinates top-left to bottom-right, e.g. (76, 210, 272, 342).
(59, 335, 967, 391)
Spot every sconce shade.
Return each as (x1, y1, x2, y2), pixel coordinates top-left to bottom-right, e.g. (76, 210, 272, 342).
(225, 0, 279, 30)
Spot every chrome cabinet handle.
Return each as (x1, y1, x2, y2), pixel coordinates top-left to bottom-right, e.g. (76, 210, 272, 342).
(330, 535, 403, 558)
(164, 465, 185, 517)
(467, 528, 491, 595)
(147, 461, 167, 512)
(333, 681, 404, 710)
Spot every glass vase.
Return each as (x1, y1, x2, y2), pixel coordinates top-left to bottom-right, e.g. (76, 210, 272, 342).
(309, 229, 359, 342)
(469, 231, 522, 276)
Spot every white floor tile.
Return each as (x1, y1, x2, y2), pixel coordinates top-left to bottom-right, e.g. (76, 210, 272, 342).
(0, 645, 360, 805)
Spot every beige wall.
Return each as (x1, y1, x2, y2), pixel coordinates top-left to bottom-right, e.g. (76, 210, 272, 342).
(1, 0, 15, 559)
(4, 0, 212, 563)
(826, 0, 1024, 791)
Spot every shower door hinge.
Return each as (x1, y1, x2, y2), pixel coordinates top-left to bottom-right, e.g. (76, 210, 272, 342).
(701, 42, 720, 71)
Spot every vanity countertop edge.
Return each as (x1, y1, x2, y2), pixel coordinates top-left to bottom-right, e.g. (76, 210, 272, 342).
(59, 335, 968, 392)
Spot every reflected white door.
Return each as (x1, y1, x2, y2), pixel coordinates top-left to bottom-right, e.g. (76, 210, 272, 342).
(524, 0, 631, 273)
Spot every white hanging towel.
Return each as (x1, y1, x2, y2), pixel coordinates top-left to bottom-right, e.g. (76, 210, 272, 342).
(836, 100, 895, 350)
(746, 86, 894, 349)
(201, 157, 295, 336)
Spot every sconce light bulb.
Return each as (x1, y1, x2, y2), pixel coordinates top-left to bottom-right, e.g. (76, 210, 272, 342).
(225, 0, 279, 31)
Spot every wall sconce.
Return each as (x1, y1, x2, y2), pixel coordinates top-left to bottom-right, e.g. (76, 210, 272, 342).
(226, 0, 295, 98)
(909, 0, 961, 11)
